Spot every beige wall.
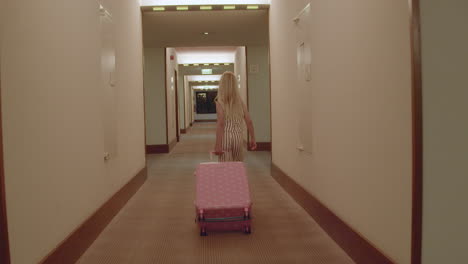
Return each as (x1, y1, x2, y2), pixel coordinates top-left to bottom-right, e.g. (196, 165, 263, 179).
(144, 48, 167, 145)
(235, 47, 248, 105)
(421, 1, 468, 263)
(235, 47, 248, 141)
(269, 1, 413, 263)
(177, 70, 186, 130)
(247, 45, 271, 143)
(1, 1, 145, 263)
(166, 48, 178, 144)
(0, 0, 4, 51)
(184, 76, 191, 128)
(191, 88, 196, 124)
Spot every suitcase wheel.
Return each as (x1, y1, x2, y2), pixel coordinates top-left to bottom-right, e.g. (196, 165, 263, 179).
(244, 226, 251, 234)
(200, 228, 207, 236)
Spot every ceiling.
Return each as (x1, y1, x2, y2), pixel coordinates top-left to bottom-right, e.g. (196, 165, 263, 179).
(175, 47, 237, 64)
(142, 10, 269, 47)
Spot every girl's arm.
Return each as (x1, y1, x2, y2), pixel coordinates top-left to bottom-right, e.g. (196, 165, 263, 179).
(214, 102, 225, 155)
(242, 103, 257, 150)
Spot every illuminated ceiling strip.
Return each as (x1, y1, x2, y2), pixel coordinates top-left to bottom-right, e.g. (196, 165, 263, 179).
(141, 0, 270, 7)
(180, 63, 234, 66)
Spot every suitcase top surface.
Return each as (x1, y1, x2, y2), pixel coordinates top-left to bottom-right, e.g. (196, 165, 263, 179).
(195, 162, 251, 210)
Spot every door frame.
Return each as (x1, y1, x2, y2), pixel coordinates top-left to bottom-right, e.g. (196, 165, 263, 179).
(244, 46, 251, 150)
(410, 0, 423, 263)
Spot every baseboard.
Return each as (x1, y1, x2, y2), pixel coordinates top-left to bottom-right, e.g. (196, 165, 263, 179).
(40, 167, 148, 264)
(146, 144, 169, 154)
(249, 142, 271, 151)
(194, 119, 217, 122)
(271, 164, 394, 264)
(168, 138, 177, 152)
(181, 126, 191, 134)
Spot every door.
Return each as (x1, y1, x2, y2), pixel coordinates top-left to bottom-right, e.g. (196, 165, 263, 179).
(294, 3, 313, 155)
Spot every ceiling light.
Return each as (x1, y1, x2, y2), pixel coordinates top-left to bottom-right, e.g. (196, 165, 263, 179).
(176, 6, 189, 11)
(247, 5, 259, 10)
(203, 32, 209, 35)
(204, 63, 209, 66)
(224, 63, 230, 65)
(183, 64, 189, 66)
(200, 6, 212, 10)
(153, 6, 165, 11)
(223, 5, 236, 10)
(214, 63, 220, 66)
(193, 63, 199, 66)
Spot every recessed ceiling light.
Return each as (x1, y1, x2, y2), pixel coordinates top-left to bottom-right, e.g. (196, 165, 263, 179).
(153, 6, 165, 11)
(183, 64, 189, 66)
(200, 6, 212, 10)
(223, 5, 236, 10)
(203, 32, 209, 35)
(193, 64, 199, 66)
(247, 5, 259, 10)
(176, 6, 189, 11)
(204, 63, 210, 66)
(214, 63, 220, 66)
(224, 63, 230, 65)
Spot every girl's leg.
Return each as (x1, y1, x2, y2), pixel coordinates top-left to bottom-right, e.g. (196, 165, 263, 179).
(219, 130, 232, 162)
(231, 131, 244, 161)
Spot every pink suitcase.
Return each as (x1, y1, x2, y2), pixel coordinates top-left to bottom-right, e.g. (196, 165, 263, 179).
(195, 162, 252, 236)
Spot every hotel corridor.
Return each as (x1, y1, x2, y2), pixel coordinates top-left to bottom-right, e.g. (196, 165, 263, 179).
(77, 123, 354, 264)
(3, 1, 466, 263)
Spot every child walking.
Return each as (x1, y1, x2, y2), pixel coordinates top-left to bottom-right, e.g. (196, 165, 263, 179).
(214, 72, 256, 161)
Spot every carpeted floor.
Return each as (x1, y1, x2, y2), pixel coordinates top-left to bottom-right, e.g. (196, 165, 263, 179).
(77, 123, 354, 264)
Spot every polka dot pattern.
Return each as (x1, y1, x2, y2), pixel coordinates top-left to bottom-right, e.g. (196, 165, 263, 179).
(195, 162, 252, 231)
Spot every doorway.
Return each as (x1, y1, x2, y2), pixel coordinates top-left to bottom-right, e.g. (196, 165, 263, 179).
(195, 91, 217, 114)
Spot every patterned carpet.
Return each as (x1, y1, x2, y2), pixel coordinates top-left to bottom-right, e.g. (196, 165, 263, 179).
(77, 123, 354, 264)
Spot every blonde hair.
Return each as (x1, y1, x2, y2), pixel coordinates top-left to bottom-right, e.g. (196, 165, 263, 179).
(216, 72, 244, 119)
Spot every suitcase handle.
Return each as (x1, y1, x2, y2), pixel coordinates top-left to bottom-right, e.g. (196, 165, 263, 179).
(209, 150, 225, 161)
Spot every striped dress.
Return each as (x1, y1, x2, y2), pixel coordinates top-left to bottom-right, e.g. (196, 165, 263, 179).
(219, 107, 245, 162)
